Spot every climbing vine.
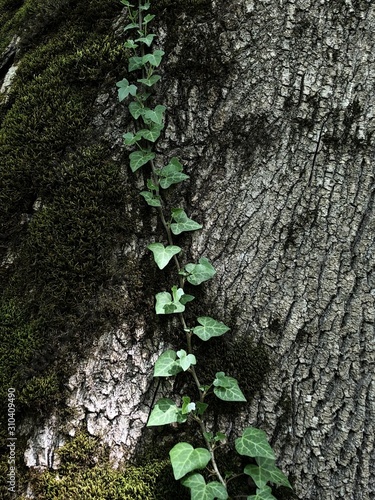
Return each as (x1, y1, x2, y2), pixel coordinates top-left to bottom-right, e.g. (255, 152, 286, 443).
(117, 1, 292, 498)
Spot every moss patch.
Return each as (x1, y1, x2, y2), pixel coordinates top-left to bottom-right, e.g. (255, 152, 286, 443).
(28, 432, 187, 500)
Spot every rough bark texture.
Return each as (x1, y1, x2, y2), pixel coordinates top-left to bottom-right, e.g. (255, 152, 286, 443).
(1, 0, 374, 499)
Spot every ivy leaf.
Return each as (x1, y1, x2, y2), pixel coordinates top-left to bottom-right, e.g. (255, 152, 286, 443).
(123, 131, 144, 146)
(143, 49, 165, 67)
(139, 1, 150, 10)
(181, 473, 228, 500)
(123, 22, 138, 31)
(141, 123, 163, 142)
(135, 33, 156, 46)
(143, 13, 156, 24)
(248, 457, 292, 489)
(247, 486, 276, 500)
(147, 398, 179, 426)
(170, 208, 202, 235)
(192, 316, 230, 341)
(213, 372, 246, 402)
(235, 427, 275, 460)
(196, 402, 208, 416)
(116, 78, 137, 101)
(137, 74, 161, 87)
(140, 191, 161, 206)
(159, 157, 190, 189)
(129, 101, 145, 119)
(169, 443, 211, 480)
(155, 287, 191, 314)
(181, 396, 196, 414)
(124, 39, 138, 49)
(143, 105, 166, 125)
(184, 257, 216, 285)
(176, 349, 197, 371)
(148, 243, 181, 269)
(128, 55, 144, 72)
(129, 150, 155, 172)
(154, 350, 182, 377)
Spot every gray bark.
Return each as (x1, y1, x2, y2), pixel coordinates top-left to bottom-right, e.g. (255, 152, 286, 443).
(18, 0, 375, 499)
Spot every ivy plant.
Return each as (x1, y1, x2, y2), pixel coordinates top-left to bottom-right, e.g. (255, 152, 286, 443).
(116, 1, 292, 498)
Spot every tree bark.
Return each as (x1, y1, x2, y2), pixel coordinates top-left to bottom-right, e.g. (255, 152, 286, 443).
(3, 1, 374, 499)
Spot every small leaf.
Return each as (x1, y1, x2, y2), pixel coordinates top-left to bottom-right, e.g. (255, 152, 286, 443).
(148, 243, 181, 269)
(213, 372, 246, 402)
(250, 457, 292, 489)
(143, 105, 166, 125)
(247, 486, 276, 500)
(181, 396, 196, 414)
(196, 402, 208, 416)
(155, 287, 188, 314)
(129, 150, 155, 172)
(129, 101, 144, 119)
(192, 316, 230, 341)
(169, 443, 211, 480)
(123, 22, 138, 32)
(143, 49, 165, 67)
(181, 473, 228, 500)
(170, 208, 202, 235)
(141, 122, 163, 142)
(235, 427, 275, 460)
(176, 349, 197, 371)
(116, 78, 137, 101)
(140, 191, 161, 207)
(137, 74, 161, 87)
(135, 33, 156, 46)
(154, 350, 182, 377)
(143, 13, 156, 24)
(179, 293, 195, 305)
(139, 1, 150, 10)
(124, 39, 138, 49)
(159, 157, 189, 189)
(128, 55, 144, 72)
(147, 398, 179, 426)
(184, 257, 216, 285)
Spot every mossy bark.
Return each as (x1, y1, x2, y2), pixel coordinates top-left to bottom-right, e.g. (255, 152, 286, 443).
(1, 1, 374, 499)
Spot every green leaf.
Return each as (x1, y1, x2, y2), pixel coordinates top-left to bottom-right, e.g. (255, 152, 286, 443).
(143, 49, 165, 67)
(129, 150, 155, 172)
(141, 123, 163, 142)
(140, 191, 161, 207)
(179, 293, 195, 305)
(159, 157, 190, 189)
(128, 55, 144, 72)
(192, 316, 230, 341)
(137, 75, 161, 87)
(196, 402, 208, 416)
(147, 398, 179, 426)
(247, 457, 292, 489)
(123, 131, 144, 146)
(176, 349, 197, 371)
(181, 473, 228, 500)
(155, 287, 191, 314)
(116, 78, 137, 101)
(123, 22, 138, 32)
(129, 101, 144, 119)
(247, 486, 276, 500)
(135, 33, 156, 46)
(154, 350, 182, 377)
(235, 427, 275, 460)
(184, 257, 216, 285)
(213, 372, 246, 402)
(143, 13, 156, 24)
(143, 105, 166, 126)
(181, 396, 196, 414)
(170, 208, 202, 235)
(148, 243, 181, 269)
(169, 443, 211, 480)
(124, 39, 138, 49)
(139, 1, 150, 10)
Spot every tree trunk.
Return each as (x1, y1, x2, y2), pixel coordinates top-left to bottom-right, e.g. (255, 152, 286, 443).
(1, 1, 374, 499)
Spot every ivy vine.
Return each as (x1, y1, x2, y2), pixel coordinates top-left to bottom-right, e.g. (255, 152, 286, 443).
(116, 1, 292, 498)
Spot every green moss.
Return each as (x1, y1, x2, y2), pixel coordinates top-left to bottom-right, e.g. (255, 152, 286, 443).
(28, 432, 185, 500)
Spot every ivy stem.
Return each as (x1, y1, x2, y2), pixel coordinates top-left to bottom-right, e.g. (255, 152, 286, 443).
(196, 416, 227, 488)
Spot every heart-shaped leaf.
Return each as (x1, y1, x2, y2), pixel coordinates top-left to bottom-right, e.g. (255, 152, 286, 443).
(182, 473, 228, 500)
(192, 316, 230, 341)
(235, 427, 275, 460)
(213, 372, 246, 402)
(116, 78, 137, 101)
(159, 157, 189, 189)
(129, 150, 155, 172)
(247, 485, 276, 500)
(245, 457, 292, 489)
(170, 443, 211, 480)
(147, 398, 179, 426)
(148, 243, 181, 269)
(176, 349, 196, 371)
(170, 208, 202, 235)
(143, 49, 164, 67)
(184, 257, 216, 285)
(140, 191, 161, 207)
(154, 350, 182, 377)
